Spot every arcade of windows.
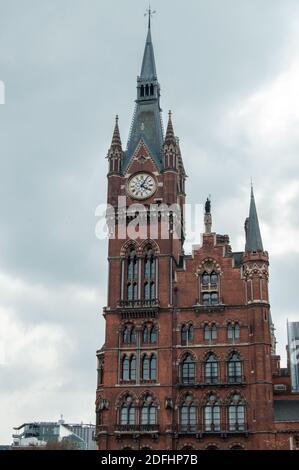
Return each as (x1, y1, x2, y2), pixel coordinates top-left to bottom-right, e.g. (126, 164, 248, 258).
(180, 322, 241, 344)
(180, 352, 244, 385)
(179, 392, 246, 433)
(117, 392, 246, 433)
(121, 353, 157, 382)
(125, 246, 157, 303)
(118, 394, 158, 427)
(140, 83, 155, 98)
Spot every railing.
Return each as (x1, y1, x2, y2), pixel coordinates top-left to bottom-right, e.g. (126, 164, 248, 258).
(177, 376, 246, 387)
(176, 424, 248, 435)
(116, 424, 159, 433)
(118, 299, 159, 308)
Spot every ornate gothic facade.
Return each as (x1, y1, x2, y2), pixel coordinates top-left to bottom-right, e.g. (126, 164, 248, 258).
(95, 20, 299, 450)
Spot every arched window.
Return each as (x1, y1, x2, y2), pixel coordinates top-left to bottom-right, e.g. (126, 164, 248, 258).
(202, 271, 218, 286)
(204, 353, 219, 384)
(140, 85, 145, 97)
(122, 325, 136, 344)
(180, 394, 197, 432)
(181, 445, 194, 451)
(143, 324, 157, 344)
(141, 394, 157, 425)
(181, 354, 195, 384)
(205, 445, 219, 450)
(121, 355, 136, 381)
(202, 272, 210, 285)
(230, 445, 244, 450)
(227, 353, 242, 383)
(204, 324, 217, 341)
(150, 83, 154, 96)
(127, 248, 138, 301)
(144, 247, 155, 301)
(201, 267, 219, 306)
(150, 325, 157, 343)
(204, 394, 221, 432)
(142, 354, 157, 381)
(145, 84, 149, 96)
(120, 395, 136, 425)
(228, 394, 246, 431)
(227, 323, 240, 341)
(181, 324, 193, 345)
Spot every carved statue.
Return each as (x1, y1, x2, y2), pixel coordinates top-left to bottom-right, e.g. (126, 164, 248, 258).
(205, 198, 211, 214)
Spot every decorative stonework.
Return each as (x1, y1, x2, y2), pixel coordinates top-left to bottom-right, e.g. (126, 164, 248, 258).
(243, 262, 269, 280)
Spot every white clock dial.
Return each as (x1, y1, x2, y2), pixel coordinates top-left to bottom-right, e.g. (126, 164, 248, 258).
(127, 173, 157, 200)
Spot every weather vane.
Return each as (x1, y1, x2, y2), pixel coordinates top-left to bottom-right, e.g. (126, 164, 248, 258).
(144, 5, 156, 29)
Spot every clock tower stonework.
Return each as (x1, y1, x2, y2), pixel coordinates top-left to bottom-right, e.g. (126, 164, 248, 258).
(95, 19, 299, 451)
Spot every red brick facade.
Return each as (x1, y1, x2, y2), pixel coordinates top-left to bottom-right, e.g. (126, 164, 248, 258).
(95, 23, 299, 451)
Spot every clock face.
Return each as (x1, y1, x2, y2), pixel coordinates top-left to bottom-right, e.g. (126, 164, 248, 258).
(127, 172, 157, 200)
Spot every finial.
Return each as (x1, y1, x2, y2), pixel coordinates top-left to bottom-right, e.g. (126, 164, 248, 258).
(115, 114, 119, 124)
(145, 5, 156, 30)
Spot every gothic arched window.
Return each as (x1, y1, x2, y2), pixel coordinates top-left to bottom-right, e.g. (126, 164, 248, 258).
(227, 323, 240, 341)
(150, 83, 154, 96)
(142, 354, 157, 381)
(140, 85, 145, 97)
(181, 324, 193, 345)
(143, 324, 157, 344)
(204, 353, 219, 384)
(227, 353, 242, 383)
(144, 247, 156, 301)
(122, 325, 136, 344)
(181, 354, 195, 384)
(141, 394, 157, 425)
(127, 248, 138, 302)
(204, 324, 217, 341)
(120, 395, 136, 425)
(180, 394, 197, 432)
(228, 394, 246, 431)
(204, 394, 221, 432)
(200, 265, 220, 306)
(121, 355, 136, 382)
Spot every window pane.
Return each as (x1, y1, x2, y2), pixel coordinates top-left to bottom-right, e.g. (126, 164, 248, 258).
(121, 407, 127, 425)
(204, 325, 210, 340)
(143, 357, 150, 380)
(202, 273, 210, 285)
(130, 357, 136, 380)
(203, 293, 210, 305)
(141, 407, 148, 425)
(128, 406, 135, 425)
(211, 292, 218, 305)
(210, 272, 218, 284)
(150, 326, 157, 343)
(150, 356, 157, 380)
(149, 406, 156, 424)
(144, 282, 149, 300)
(211, 325, 217, 339)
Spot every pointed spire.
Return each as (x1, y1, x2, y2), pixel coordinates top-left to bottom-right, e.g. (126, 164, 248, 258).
(245, 185, 264, 252)
(110, 115, 122, 148)
(164, 111, 176, 145)
(140, 14, 157, 80)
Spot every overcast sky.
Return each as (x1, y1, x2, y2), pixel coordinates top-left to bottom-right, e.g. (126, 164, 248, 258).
(0, 0, 299, 444)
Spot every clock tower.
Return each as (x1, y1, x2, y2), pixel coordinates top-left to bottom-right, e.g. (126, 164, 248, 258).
(95, 15, 287, 451)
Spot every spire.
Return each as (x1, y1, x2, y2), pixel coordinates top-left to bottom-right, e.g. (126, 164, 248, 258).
(140, 6, 157, 80)
(111, 115, 122, 148)
(107, 115, 123, 175)
(245, 185, 264, 252)
(124, 13, 164, 172)
(165, 111, 176, 145)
